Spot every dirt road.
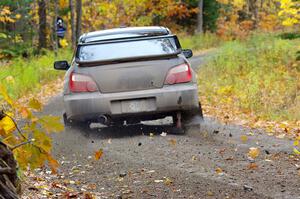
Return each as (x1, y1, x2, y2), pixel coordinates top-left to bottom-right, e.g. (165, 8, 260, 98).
(26, 55, 300, 199)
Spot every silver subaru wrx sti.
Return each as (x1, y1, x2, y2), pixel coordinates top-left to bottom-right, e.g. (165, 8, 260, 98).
(54, 26, 203, 133)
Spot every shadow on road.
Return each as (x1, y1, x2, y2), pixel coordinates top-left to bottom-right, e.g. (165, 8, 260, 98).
(67, 123, 182, 140)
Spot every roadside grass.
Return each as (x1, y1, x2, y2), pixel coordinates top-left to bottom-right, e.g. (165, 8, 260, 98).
(0, 49, 72, 99)
(198, 33, 300, 123)
(180, 33, 223, 51)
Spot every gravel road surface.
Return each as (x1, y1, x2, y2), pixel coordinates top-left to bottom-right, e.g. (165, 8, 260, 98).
(32, 55, 300, 199)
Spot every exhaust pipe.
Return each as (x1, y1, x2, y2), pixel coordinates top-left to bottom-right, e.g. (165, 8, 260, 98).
(98, 115, 109, 125)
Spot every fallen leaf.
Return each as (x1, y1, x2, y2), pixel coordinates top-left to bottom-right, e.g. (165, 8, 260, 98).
(164, 177, 173, 185)
(241, 135, 248, 143)
(87, 184, 97, 190)
(94, 149, 103, 160)
(169, 139, 177, 146)
(276, 134, 285, 139)
(247, 163, 258, 170)
(293, 148, 300, 155)
(84, 192, 94, 199)
(207, 191, 214, 196)
(247, 132, 254, 136)
(215, 167, 223, 174)
(293, 140, 299, 146)
(248, 147, 260, 159)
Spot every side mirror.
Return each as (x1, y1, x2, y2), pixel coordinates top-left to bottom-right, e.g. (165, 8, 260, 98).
(54, 61, 70, 70)
(182, 49, 193, 59)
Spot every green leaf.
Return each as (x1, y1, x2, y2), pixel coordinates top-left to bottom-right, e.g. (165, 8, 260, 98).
(38, 116, 64, 133)
(28, 98, 42, 111)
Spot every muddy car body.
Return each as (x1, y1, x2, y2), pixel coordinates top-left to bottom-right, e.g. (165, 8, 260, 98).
(54, 26, 203, 132)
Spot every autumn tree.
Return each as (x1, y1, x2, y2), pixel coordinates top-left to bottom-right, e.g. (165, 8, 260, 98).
(75, 0, 82, 40)
(197, 0, 204, 33)
(278, 0, 300, 28)
(69, 0, 76, 48)
(38, 0, 47, 50)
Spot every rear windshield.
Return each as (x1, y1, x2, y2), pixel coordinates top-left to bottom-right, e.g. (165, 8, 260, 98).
(77, 37, 180, 62)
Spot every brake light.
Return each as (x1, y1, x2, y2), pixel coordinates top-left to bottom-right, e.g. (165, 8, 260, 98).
(69, 72, 98, 92)
(164, 63, 192, 85)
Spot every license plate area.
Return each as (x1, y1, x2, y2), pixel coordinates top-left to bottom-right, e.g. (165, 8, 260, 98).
(111, 98, 156, 114)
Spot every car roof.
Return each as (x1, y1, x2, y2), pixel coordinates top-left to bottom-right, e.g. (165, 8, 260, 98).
(79, 26, 171, 43)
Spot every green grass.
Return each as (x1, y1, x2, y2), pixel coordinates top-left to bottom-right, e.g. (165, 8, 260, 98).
(198, 33, 300, 121)
(0, 49, 72, 99)
(180, 33, 223, 51)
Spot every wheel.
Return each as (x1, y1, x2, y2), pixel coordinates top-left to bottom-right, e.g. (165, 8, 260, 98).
(170, 126, 185, 135)
(182, 102, 204, 133)
(63, 113, 90, 129)
(198, 102, 204, 120)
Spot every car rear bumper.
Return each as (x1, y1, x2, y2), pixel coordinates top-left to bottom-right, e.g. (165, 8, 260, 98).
(64, 83, 199, 121)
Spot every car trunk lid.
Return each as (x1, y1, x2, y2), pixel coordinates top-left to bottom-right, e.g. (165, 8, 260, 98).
(77, 57, 184, 93)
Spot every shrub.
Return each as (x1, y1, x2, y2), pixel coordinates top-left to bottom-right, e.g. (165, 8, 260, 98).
(199, 34, 300, 121)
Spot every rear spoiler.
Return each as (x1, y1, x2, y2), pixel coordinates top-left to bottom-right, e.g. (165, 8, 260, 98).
(76, 51, 181, 67)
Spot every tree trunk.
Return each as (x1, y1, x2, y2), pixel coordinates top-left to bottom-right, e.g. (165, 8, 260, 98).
(0, 142, 19, 199)
(76, 0, 82, 41)
(248, 0, 258, 28)
(38, 0, 47, 50)
(53, 0, 58, 56)
(197, 0, 204, 33)
(69, 0, 76, 48)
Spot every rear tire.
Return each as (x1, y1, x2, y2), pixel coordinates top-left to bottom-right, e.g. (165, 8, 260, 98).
(182, 102, 204, 133)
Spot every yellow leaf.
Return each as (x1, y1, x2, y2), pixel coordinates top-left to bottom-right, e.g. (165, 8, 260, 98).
(215, 167, 223, 174)
(59, 39, 68, 48)
(293, 148, 300, 155)
(240, 135, 248, 143)
(29, 98, 42, 111)
(47, 154, 59, 174)
(294, 140, 299, 146)
(33, 131, 52, 152)
(247, 163, 258, 170)
(95, 149, 103, 160)
(0, 116, 16, 134)
(169, 139, 176, 146)
(39, 116, 64, 133)
(164, 177, 173, 185)
(0, 85, 13, 106)
(15, 14, 21, 19)
(248, 147, 260, 159)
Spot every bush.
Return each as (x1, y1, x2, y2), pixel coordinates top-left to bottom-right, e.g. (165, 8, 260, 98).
(181, 33, 223, 51)
(199, 34, 300, 121)
(0, 49, 72, 99)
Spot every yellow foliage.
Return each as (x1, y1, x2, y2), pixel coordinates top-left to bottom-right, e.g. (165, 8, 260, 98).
(278, 0, 300, 27)
(248, 147, 260, 159)
(0, 116, 15, 135)
(0, 83, 63, 171)
(29, 98, 42, 111)
(59, 39, 68, 48)
(59, 0, 68, 8)
(95, 149, 103, 160)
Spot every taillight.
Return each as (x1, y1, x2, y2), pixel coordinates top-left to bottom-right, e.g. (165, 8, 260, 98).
(69, 72, 98, 92)
(164, 63, 192, 85)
